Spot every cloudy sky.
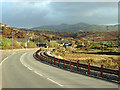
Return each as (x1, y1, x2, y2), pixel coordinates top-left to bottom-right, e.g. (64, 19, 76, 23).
(1, 1, 118, 28)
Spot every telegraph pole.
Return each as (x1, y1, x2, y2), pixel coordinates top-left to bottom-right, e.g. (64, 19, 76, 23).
(12, 32, 13, 50)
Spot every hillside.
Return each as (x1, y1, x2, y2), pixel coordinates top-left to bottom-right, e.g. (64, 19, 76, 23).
(0, 23, 62, 42)
(1, 23, 118, 42)
(33, 23, 118, 32)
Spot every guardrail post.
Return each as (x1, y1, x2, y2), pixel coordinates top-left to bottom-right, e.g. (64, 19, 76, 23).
(44, 57, 46, 60)
(54, 58, 55, 65)
(58, 59, 60, 67)
(45, 57, 47, 61)
(77, 60, 79, 72)
(40, 56, 42, 59)
(43, 56, 44, 60)
(48, 57, 49, 63)
(88, 63, 90, 75)
(41, 56, 43, 60)
(100, 65, 103, 77)
(40, 56, 42, 60)
(36, 53, 37, 56)
(118, 67, 120, 82)
(51, 57, 52, 64)
(40, 55, 42, 59)
(69, 60, 71, 70)
(43, 56, 45, 60)
(64, 60, 65, 68)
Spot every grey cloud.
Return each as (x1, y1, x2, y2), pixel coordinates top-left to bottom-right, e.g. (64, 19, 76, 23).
(48, 2, 118, 24)
(2, 2, 118, 28)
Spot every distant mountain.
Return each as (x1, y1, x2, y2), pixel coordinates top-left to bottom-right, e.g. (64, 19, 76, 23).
(33, 22, 118, 32)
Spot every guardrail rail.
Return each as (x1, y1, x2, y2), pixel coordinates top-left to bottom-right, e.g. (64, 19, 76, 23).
(34, 49, 120, 83)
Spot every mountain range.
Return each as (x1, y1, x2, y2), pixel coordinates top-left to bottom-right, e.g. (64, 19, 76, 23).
(33, 23, 118, 32)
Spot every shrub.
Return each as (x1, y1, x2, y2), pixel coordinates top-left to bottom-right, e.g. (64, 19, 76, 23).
(13, 39, 21, 49)
(1, 37, 12, 49)
(1, 37, 21, 49)
(66, 46, 73, 53)
(21, 41, 37, 48)
(117, 60, 120, 67)
(21, 41, 26, 48)
(27, 41, 37, 48)
(47, 42, 59, 48)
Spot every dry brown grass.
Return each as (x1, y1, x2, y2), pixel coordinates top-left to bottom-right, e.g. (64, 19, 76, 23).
(52, 48, 119, 69)
(64, 53, 118, 61)
(63, 53, 119, 69)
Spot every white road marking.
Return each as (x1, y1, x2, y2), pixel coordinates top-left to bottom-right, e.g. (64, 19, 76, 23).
(20, 53, 33, 71)
(27, 67, 32, 71)
(0, 57, 8, 65)
(20, 52, 43, 77)
(20, 53, 27, 65)
(20, 53, 27, 59)
(34, 71, 43, 76)
(20, 51, 63, 87)
(47, 78, 63, 87)
(0, 52, 15, 65)
(23, 64, 27, 67)
(20, 53, 32, 70)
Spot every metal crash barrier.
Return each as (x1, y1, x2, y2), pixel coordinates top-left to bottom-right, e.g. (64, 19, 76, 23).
(34, 49, 120, 83)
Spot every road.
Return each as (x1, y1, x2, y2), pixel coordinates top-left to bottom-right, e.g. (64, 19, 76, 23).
(2, 50, 119, 88)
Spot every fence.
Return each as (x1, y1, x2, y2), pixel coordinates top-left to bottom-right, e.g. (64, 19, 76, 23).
(35, 49, 120, 83)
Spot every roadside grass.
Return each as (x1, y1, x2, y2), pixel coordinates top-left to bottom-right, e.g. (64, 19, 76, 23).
(1, 37, 12, 49)
(1, 37, 37, 49)
(52, 47, 119, 69)
(63, 53, 119, 69)
(1, 37, 22, 49)
(21, 41, 37, 48)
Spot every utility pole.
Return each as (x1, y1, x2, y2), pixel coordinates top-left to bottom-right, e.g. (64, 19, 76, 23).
(12, 32, 13, 50)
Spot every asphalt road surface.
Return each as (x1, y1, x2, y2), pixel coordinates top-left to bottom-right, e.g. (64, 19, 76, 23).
(2, 50, 119, 88)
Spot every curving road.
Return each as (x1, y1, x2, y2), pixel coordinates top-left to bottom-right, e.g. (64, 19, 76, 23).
(2, 50, 119, 88)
